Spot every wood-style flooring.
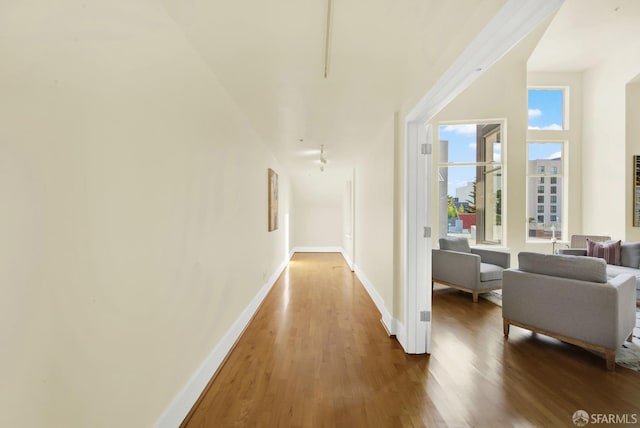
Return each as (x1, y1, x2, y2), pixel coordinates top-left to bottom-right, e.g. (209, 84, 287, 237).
(182, 252, 640, 427)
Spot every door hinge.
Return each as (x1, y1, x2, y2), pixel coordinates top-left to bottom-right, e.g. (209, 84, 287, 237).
(420, 143, 432, 155)
(423, 227, 431, 238)
(420, 310, 431, 322)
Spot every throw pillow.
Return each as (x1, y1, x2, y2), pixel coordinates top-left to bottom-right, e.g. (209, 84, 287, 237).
(620, 241, 640, 268)
(586, 238, 621, 266)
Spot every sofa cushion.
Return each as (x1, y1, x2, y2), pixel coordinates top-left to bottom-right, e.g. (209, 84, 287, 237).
(480, 263, 503, 282)
(586, 238, 621, 266)
(620, 241, 640, 268)
(439, 236, 471, 253)
(518, 252, 608, 283)
(606, 265, 640, 290)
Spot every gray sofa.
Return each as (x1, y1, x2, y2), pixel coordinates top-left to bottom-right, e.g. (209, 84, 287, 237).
(503, 252, 637, 370)
(560, 241, 640, 303)
(432, 236, 510, 303)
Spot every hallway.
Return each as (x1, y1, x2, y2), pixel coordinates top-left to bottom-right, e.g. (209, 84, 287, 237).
(182, 253, 640, 427)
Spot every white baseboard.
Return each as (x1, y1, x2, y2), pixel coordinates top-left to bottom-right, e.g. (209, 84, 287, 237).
(291, 246, 343, 253)
(154, 257, 289, 428)
(393, 320, 407, 350)
(340, 249, 355, 271)
(353, 265, 400, 338)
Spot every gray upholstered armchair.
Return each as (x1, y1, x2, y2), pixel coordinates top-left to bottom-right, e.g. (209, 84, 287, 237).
(432, 236, 510, 302)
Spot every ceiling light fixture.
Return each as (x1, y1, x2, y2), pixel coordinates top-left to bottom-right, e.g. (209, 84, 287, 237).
(320, 144, 328, 172)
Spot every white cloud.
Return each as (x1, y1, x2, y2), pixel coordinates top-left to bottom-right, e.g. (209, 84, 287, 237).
(528, 123, 562, 130)
(441, 124, 476, 135)
(469, 143, 477, 150)
(546, 151, 562, 160)
(528, 108, 542, 119)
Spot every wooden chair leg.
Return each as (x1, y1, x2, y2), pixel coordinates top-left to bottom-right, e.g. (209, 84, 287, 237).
(503, 319, 510, 338)
(472, 292, 478, 303)
(605, 350, 616, 371)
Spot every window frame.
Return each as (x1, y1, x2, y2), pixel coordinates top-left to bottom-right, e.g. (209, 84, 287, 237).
(437, 119, 506, 246)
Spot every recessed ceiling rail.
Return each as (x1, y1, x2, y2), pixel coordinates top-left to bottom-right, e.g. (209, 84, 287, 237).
(324, 0, 332, 78)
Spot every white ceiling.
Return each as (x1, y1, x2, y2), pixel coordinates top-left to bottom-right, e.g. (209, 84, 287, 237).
(158, 0, 640, 178)
(161, 0, 506, 177)
(528, 0, 640, 72)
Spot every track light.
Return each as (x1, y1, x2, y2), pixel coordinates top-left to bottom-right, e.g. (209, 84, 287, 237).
(320, 145, 327, 171)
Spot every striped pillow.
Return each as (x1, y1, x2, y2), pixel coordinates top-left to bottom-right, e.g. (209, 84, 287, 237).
(586, 238, 621, 266)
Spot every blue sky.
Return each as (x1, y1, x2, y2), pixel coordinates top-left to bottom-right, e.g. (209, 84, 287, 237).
(439, 89, 563, 196)
(528, 89, 563, 130)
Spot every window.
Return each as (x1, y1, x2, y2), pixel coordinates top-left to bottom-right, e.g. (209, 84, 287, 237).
(527, 141, 564, 241)
(538, 177, 545, 184)
(439, 122, 504, 245)
(537, 185, 544, 193)
(528, 88, 566, 130)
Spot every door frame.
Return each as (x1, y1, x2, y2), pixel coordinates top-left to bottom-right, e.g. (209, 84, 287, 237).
(401, 0, 564, 354)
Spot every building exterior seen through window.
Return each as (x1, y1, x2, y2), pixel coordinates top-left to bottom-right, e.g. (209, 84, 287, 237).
(439, 122, 503, 245)
(527, 142, 563, 241)
(527, 86, 568, 242)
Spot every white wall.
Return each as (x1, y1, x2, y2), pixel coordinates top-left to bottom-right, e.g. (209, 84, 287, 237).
(582, 43, 640, 240)
(355, 119, 395, 315)
(0, 2, 290, 427)
(429, 20, 550, 264)
(343, 169, 356, 268)
(291, 173, 344, 249)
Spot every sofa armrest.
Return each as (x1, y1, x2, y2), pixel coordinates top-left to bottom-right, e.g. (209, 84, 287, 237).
(432, 249, 480, 289)
(471, 248, 510, 268)
(558, 248, 587, 256)
(609, 274, 637, 344)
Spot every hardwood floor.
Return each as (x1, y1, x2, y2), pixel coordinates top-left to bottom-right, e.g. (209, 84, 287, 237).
(182, 253, 640, 427)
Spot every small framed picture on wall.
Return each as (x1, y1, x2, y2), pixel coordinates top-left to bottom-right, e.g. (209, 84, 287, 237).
(268, 168, 279, 231)
(634, 156, 640, 227)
